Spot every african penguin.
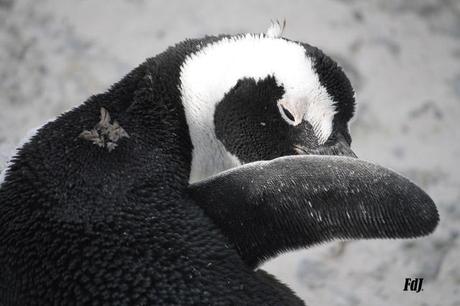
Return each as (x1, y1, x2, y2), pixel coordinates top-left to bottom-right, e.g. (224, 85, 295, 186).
(0, 23, 438, 305)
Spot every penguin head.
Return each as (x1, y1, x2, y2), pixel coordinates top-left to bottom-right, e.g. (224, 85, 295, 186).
(180, 23, 356, 181)
(213, 68, 355, 163)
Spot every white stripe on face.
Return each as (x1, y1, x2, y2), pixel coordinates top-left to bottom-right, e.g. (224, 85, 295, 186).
(179, 34, 336, 182)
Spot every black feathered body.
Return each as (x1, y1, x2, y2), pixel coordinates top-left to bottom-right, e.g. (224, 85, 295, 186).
(0, 33, 440, 306)
(0, 37, 304, 305)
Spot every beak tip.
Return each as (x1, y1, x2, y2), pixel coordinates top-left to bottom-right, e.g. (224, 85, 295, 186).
(347, 150, 358, 159)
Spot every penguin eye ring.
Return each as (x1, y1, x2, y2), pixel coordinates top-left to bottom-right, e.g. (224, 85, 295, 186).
(281, 105, 295, 122)
(277, 102, 298, 125)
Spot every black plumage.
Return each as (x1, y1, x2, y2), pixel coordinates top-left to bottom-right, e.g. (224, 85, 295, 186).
(0, 34, 438, 305)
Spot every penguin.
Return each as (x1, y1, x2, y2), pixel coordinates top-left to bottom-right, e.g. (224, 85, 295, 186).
(0, 23, 439, 305)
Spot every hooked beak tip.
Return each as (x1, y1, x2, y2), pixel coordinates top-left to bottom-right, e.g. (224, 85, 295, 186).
(342, 147, 358, 159)
(293, 138, 357, 159)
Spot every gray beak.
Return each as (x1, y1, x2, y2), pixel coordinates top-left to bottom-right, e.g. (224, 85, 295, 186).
(334, 133, 357, 158)
(294, 133, 357, 158)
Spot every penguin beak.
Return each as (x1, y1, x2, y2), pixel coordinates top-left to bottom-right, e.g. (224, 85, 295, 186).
(334, 134, 357, 158)
(294, 133, 357, 158)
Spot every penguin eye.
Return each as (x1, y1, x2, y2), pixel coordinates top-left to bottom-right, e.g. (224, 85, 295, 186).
(281, 105, 295, 122)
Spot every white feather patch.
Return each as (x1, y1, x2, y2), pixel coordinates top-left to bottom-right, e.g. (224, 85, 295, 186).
(266, 20, 286, 39)
(179, 34, 336, 182)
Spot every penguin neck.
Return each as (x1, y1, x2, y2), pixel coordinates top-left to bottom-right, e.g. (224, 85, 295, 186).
(186, 114, 242, 183)
(178, 36, 254, 183)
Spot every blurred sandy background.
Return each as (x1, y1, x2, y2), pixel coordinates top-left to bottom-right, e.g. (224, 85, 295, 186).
(1, 0, 459, 305)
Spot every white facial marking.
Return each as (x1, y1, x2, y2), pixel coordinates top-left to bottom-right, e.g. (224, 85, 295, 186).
(278, 98, 307, 126)
(179, 34, 336, 183)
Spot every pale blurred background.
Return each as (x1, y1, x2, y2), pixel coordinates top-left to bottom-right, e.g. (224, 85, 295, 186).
(1, 0, 459, 305)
